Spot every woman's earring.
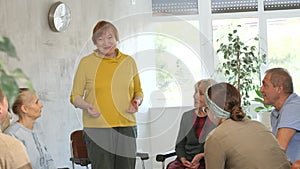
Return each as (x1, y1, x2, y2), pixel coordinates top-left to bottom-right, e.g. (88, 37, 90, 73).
(202, 107, 208, 114)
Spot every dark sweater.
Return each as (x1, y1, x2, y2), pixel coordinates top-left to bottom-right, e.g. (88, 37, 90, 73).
(175, 109, 216, 161)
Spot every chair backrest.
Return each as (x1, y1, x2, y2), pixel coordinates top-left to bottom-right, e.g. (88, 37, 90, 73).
(70, 130, 88, 159)
(70, 129, 149, 169)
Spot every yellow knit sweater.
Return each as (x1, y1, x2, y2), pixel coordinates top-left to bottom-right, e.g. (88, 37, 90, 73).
(70, 49, 143, 128)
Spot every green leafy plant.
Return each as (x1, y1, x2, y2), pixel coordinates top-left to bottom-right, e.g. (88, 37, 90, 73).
(216, 25, 267, 110)
(252, 89, 273, 113)
(0, 35, 34, 106)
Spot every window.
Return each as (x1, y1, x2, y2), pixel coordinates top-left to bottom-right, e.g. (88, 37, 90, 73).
(212, 0, 300, 117)
(212, 18, 259, 51)
(267, 17, 300, 93)
(120, 20, 204, 109)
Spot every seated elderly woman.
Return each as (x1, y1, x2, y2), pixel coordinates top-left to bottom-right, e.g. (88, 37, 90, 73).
(167, 79, 217, 169)
(5, 88, 56, 169)
(204, 82, 291, 169)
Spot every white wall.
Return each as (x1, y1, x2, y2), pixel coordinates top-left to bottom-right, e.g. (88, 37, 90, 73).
(148, 106, 193, 169)
(134, 106, 194, 169)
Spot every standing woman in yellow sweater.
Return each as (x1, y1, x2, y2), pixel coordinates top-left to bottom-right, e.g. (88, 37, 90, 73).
(70, 20, 143, 169)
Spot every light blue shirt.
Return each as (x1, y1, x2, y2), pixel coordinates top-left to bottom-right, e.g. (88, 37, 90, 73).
(271, 93, 300, 163)
(5, 122, 56, 169)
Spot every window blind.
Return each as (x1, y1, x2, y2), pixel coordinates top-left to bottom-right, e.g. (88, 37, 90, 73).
(264, 0, 300, 11)
(211, 0, 258, 14)
(152, 0, 198, 16)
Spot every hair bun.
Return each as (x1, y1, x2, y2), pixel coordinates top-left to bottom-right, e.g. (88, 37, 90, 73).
(231, 105, 245, 121)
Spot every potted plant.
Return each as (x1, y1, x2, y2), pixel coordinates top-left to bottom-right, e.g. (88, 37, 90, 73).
(0, 35, 34, 106)
(252, 89, 273, 130)
(252, 89, 273, 113)
(215, 25, 266, 113)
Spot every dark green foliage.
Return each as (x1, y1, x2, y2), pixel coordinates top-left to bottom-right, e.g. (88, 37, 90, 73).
(0, 36, 17, 58)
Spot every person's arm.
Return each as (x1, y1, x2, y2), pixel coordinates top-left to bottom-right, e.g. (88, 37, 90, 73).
(127, 96, 143, 113)
(190, 153, 204, 165)
(132, 58, 143, 105)
(189, 153, 204, 169)
(175, 118, 188, 160)
(175, 113, 192, 168)
(127, 59, 143, 113)
(276, 128, 296, 150)
(70, 58, 100, 118)
(74, 97, 100, 117)
(176, 138, 188, 160)
(5, 135, 33, 169)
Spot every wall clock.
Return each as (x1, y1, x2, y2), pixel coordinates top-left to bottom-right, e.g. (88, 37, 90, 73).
(48, 1, 71, 32)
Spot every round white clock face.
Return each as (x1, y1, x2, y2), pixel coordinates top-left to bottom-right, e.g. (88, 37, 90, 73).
(49, 2, 71, 32)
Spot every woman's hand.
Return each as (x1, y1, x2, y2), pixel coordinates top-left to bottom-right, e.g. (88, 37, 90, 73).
(190, 153, 204, 169)
(126, 97, 142, 113)
(126, 100, 139, 113)
(86, 104, 101, 118)
(74, 97, 101, 118)
(180, 157, 192, 168)
(190, 163, 200, 169)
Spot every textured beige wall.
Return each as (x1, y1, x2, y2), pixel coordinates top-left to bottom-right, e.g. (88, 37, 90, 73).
(0, 0, 151, 168)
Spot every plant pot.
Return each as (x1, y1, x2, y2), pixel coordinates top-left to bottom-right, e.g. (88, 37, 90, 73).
(257, 111, 271, 131)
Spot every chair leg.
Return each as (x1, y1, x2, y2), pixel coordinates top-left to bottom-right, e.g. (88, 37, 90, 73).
(141, 160, 145, 169)
(162, 161, 165, 169)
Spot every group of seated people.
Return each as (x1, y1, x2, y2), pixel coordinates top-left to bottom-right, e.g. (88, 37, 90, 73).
(0, 67, 299, 169)
(0, 88, 55, 169)
(166, 67, 300, 169)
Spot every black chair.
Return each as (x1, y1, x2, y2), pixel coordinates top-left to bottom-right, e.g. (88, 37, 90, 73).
(156, 150, 176, 169)
(70, 130, 149, 169)
(70, 130, 90, 169)
(136, 152, 149, 169)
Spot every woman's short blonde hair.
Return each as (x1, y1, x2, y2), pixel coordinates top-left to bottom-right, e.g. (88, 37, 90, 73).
(195, 78, 217, 91)
(92, 20, 119, 44)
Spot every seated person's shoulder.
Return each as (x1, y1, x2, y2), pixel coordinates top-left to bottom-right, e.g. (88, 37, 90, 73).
(0, 132, 19, 144)
(4, 122, 22, 135)
(182, 109, 195, 117)
(0, 132, 26, 151)
(0, 133, 32, 169)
